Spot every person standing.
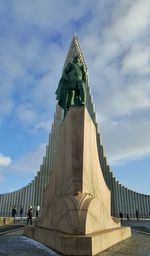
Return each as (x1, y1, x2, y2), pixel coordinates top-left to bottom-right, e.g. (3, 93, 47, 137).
(20, 208, 23, 221)
(136, 210, 139, 220)
(11, 207, 17, 223)
(27, 208, 32, 225)
(119, 212, 123, 221)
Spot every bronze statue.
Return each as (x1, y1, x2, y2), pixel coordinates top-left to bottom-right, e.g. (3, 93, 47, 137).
(56, 56, 87, 111)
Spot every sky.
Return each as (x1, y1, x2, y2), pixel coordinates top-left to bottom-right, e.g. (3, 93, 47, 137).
(0, 0, 150, 195)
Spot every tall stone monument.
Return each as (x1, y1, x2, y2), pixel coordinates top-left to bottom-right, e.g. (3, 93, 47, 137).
(24, 36, 131, 255)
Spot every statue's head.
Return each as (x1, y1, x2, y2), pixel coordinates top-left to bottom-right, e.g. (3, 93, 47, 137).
(73, 56, 81, 64)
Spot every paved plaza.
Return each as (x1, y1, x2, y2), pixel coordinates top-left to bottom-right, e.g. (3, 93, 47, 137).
(0, 235, 61, 256)
(0, 220, 149, 256)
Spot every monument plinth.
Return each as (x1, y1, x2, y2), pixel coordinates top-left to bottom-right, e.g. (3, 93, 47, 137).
(24, 106, 131, 255)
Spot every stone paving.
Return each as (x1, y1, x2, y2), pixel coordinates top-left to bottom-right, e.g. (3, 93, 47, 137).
(0, 235, 61, 256)
(0, 220, 149, 256)
(99, 231, 150, 256)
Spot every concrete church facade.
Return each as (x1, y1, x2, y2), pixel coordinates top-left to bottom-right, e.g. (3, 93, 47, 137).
(0, 36, 150, 219)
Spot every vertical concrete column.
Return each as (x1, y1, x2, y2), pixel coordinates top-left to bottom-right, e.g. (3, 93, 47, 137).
(47, 136, 51, 184)
(112, 177, 118, 216)
(130, 191, 134, 218)
(26, 185, 29, 211)
(28, 184, 31, 210)
(5, 194, 8, 216)
(33, 177, 37, 210)
(108, 171, 113, 215)
(9, 193, 13, 216)
(130, 190, 135, 218)
(141, 194, 145, 217)
(40, 165, 45, 210)
(7, 193, 11, 216)
(19, 188, 23, 212)
(148, 197, 150, 216)
(127, 189, 131, 217)
(129, 190, 133, 218)
(16, 190, 19, 216)
(102, 157, 108, 188)
(145, 196, 149, 217)
(136, 193, 141, 217)
(30, 181, 34, 209)
(134, 192, 138, 216)
(37, 170, 41, 209)
(143, 195, 145, 217)
(38, 167, 42, 210)
(24, 186, 28, 214)
(6, 193, 10, 217)
(21, 187, 25, 216)
(121, 185, 125, 215)
(117, 181, 121, 217)
(125, 188, 130, 217)
(42, 156, 46, 189)
(108, 168, 112, 191)
(50, 124, 54, 176)
(4, 194, 7, 216)
(32, 179, 36, 211)
(10, 193, 14, 216)
(143, 196, 147, 218)
(17, 190, 21, 214)
(99, 145, 105, 177)
(13, 192, 17, 210)
(122, 187, 127, 216)
(117, 184, 121, 216)
(0, 195, 4, 216)
(3, 194, 7, 216)
(47, 134, 51, 173)
(34, 175, 38, 209)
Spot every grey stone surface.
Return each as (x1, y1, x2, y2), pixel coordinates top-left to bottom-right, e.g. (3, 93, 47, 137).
(0, 231, 150, 256)
(0, 235, 61, 256)
(0, 221, 150, 255)
(99, 231, 150, 256)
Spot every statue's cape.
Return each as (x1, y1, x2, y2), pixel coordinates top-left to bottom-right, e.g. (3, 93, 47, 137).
(55, 77, 68, 110)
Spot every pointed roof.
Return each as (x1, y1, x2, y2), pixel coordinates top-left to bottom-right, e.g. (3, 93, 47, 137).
(63, 35, 88, 72)
(62, 34, 96, 124)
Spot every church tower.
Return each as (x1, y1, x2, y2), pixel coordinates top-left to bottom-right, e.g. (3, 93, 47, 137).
(24, 35, 131, 255)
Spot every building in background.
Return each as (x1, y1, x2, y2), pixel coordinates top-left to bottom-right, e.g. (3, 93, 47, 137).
(0, 36, 150, 219)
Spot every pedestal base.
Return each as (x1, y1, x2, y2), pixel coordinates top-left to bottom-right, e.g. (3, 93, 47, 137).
(24, 226, 131, 256)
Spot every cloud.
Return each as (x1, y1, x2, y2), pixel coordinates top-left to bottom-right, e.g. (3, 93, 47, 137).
(108, 0, 150, 44)
(122, 44, 150, 75)
(0, 0, 150, 185)
(17, 103, 37, 123)
(99, 112, 150, 165)
(8, 143, 46, 175)
(0, 153, 12, 167)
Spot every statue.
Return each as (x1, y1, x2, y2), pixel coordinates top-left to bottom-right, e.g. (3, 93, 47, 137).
(55, 56, 87, 111)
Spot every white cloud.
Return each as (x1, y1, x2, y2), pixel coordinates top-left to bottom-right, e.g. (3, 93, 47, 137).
(0, 154, 12, 167)
(122, 44, 150, 74)
(109, 0, 150, 44)
(17, 103, 38, 125)
(9, 143, 46, 175)
(0, 0, 150, 193)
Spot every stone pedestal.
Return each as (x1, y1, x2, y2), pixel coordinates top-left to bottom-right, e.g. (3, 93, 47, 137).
(24, 106, 131, 255)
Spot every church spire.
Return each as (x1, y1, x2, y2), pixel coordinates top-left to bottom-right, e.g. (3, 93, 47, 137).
(63, 34, 88, 72)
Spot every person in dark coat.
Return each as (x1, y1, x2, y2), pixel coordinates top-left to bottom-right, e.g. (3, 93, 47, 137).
(11, 207, 17, 222)
(119, 212, 123, 221)
(136, 210, 139, 220)
(20, 208, 23, 221)
(27, 208, 32, 225)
